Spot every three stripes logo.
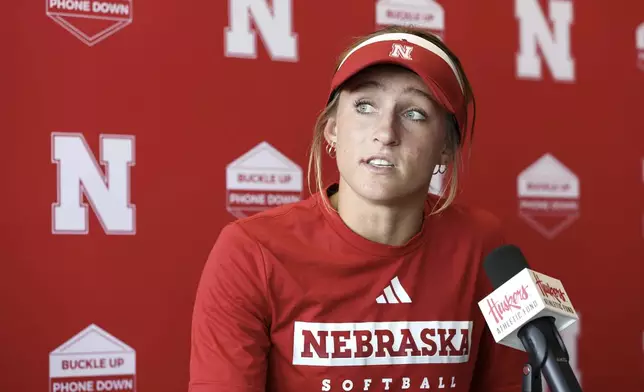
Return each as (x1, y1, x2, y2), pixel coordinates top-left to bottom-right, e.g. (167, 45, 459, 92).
(376, 276, 412, 304)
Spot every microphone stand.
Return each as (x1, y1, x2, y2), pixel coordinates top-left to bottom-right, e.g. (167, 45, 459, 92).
(522, 363, 543, 392)
(518, 316, 583, 392)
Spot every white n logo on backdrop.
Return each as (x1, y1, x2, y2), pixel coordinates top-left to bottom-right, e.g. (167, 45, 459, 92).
(224, 0, 298, 61)
(52, 133, 136, 235)
(516, 0, 575, 82)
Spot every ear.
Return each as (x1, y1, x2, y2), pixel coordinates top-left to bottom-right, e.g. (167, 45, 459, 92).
(323, 116, 338, 145)
(439, 114, 458, 166)
(439, 141, 454, 167)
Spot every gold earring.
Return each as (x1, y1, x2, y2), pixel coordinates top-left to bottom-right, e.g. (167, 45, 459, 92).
(326, 141, 336, 158)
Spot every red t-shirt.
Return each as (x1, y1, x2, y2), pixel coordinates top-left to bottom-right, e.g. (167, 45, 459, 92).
(189, 186, 528, 392)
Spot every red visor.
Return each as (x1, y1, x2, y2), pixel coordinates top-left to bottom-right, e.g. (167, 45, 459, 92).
(328, 34, 467, 139)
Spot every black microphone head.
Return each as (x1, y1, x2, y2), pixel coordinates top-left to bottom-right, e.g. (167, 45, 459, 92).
(483, 245, 531, 289)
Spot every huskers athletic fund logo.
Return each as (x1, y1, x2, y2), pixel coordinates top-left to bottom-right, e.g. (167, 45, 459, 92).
(517, 153, 580, 239)
(226, 141, 302, 219)
(46, 0, 133, 46)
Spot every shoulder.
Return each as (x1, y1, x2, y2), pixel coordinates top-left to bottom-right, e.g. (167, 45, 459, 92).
(219, 192, 325, 248)
(198, 198, 324, 304)
(429, 195, 503, 237)
(427, 194, 505, 248)
(426, 196, 508, 299)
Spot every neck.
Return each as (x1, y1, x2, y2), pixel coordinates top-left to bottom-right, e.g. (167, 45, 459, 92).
(329, 181, 427, 246)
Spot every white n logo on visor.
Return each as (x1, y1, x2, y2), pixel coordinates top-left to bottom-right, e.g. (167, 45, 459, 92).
(389, 43, 414, 60)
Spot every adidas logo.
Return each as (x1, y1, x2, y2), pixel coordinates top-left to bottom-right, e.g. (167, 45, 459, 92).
(376, 276, 412, 304)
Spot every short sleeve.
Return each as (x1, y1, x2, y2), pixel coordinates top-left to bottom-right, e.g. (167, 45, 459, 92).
(469, 211, 529, 391)
(189, 223, 271, 392)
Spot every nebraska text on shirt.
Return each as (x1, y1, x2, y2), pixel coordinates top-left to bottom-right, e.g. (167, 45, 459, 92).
(292, 321, 473, 366)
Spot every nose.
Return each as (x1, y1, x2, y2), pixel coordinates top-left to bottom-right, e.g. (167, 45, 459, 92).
(372, 110, 400, 146)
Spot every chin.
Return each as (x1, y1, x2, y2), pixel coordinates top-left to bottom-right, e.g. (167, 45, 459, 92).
(340, 172, 426, 205)
(354, 181, 410, 203)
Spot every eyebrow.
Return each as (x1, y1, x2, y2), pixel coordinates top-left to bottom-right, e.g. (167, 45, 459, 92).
(348, 80, 433, 101)
(403, 86, 433, 102)
(347, 80, 383, 92)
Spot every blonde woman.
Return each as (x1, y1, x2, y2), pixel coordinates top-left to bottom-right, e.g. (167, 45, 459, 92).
(190, 26, 527, 392)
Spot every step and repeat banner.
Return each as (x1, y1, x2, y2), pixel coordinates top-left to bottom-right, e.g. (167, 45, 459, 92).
(3, 1, 643, 392)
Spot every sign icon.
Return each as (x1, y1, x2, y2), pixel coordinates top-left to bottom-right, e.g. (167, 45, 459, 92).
(226, 141, 303, 219)
(49, 324, 136, 392)
(376, 0, 445, 39)
(46, 0, 133, 46)
(517, 154, 580, 238)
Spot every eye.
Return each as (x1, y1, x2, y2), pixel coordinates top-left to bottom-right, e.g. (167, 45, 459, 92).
(354, 100, 376, 114)
(403, 109, 427, 121)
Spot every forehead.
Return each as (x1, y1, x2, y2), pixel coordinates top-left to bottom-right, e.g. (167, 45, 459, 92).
(342, 64, 430, 94)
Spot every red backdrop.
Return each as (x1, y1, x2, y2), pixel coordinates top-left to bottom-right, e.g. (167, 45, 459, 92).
(3, 1, 643, 392)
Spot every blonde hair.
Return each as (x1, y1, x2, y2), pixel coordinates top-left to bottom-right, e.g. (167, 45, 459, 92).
(307, 25, 476, 215)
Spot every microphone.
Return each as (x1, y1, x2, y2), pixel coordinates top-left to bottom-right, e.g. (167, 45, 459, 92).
(477, 245, 582, 392)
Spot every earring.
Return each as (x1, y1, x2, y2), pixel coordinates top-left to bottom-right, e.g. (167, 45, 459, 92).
(433, 165, 447, 175)
(326, 141, 336, 158)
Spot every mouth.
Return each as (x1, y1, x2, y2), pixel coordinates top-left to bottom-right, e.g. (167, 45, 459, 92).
(364, 157, 395, 168)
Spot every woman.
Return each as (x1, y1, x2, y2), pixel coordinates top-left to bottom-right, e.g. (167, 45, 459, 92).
(189, 26, 527, 392)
